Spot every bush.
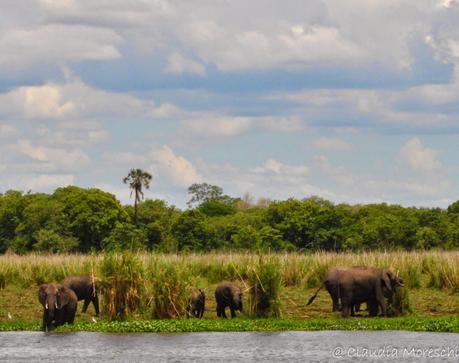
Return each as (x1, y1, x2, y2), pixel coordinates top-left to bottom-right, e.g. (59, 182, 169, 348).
(146, 258, 191, 319)
(100, 253, 144, 320)
(390, 287, 412, 316)
(248, 256, 282, 317)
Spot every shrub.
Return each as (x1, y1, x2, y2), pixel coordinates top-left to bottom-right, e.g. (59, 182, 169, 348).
(146, 258, 191, 319)
(100, 253, 144, 320)
(248, 256, 282, 317)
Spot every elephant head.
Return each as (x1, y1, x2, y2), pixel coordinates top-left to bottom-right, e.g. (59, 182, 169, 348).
(38, 283, 72, 331)
(233, 288, 243, 312)
(381, 269, 404, 293)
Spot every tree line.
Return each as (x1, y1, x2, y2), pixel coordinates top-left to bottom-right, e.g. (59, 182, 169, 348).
(1, 183, 459, 253)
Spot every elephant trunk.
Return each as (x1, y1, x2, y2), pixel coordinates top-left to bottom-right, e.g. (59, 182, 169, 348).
(46, 297, 57, 319)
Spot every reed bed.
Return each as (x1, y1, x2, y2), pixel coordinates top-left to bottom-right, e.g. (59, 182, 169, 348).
(1, 251, 458, 320)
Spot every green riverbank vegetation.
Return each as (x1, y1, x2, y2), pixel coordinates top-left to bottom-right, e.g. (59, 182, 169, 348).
(0, 252, 459, 332)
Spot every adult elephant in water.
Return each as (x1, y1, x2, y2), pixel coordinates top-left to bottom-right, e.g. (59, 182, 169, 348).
(38, 283, 78, 332)
(62, 276, 99, 316)
(339, 268, 404, 318)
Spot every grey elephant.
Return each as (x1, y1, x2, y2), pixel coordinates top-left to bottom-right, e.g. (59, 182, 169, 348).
(215, 282, 243, 319)
(38, 283, 78, 332)
(187, 289, 205, 318)
(339, 268, 404, 318)
(307, 266, 366, 312)
(62, 275, 99, 316)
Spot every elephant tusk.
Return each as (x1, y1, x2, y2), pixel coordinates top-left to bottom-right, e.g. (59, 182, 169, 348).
(55, 302, 58, 309)
(45, 303, 48, 310)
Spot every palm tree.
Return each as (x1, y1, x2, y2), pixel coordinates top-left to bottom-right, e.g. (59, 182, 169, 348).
(123, 168, 152, 225)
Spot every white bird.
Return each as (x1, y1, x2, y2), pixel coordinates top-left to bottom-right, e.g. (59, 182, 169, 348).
(91, 317, 97, 323)
(7, 312, 12, 320)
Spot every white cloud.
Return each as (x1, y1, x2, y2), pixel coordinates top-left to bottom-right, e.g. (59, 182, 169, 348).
(196, 158, 329, 202)
(0, 172, 75, 193)
(0, 124, 18, 138)
(166, 52, 206, 76)
(253, 159, 308, 177)
(314, 154, 450, 204)
(20, 174, 75, 191)
(0, 24, 122, 69)
(0, 76, 182, 122)
(150, 145, 202, 187)
(312, 137, 352, 151)
(180, 115, 305, 139)
(16, 139, 90, 172)
(102, 151, 148, 165)
(398, 138, 442, 172)
(22, 84, 76, 119)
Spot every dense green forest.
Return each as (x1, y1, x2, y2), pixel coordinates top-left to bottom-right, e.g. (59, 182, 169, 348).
(1, 183, 459, 253)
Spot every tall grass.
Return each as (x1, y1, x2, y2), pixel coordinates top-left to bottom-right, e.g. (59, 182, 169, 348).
(0, 251, 458, 319)
(145, 257, 191, 319)
(248, 255, 282, 317)
(100, 253, 144, 320)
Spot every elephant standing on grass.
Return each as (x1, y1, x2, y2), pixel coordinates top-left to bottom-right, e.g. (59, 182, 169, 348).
(62, 276, 100, 316)
(38, 283, 78, 332)
(307, 266, 365, 312)
(215, 282, 243, 319)
(339, 268, 404, 318)
(188, 289, 205, 318)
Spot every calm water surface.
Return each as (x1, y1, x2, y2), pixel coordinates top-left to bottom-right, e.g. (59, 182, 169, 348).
(0, 331, 458, 362)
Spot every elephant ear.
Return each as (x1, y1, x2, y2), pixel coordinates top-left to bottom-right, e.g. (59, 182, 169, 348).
(38, 284, 47, 305)
(57, 286, 70, 308)
(381, 269, 393, 292)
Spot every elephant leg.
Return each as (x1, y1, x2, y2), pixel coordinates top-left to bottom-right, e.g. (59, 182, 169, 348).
(199, 307, 204, 319)
(42, 310, 49, 332)
(332, 296, 340, 312)
(221, 306, 228, 319)
(368, 301, 379, 317)
(217, 304, 225, 318)
(92, 297, 100, 316)
(54, 311, 63, 327)
(82, 299, 90, 314)
(341, 297, 352, 318)
(67, 310, 76, 324)
(328, 284, 341, 312)
(376, 290, 387, 316)
(230, 307, 236, 318)
(341, 305, 351, 318)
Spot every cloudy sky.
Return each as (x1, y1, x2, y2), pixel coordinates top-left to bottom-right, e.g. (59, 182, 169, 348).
(1, 0, 459, 208)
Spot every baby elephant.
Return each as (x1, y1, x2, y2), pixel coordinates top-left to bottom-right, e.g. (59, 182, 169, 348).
(188, 289, 205, 318)
(215, 282, 243, 319)
(38, 283, 78, 332)
(62, 276, 99, 316)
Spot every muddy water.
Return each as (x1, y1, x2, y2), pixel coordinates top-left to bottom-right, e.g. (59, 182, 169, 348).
(0, 331, 458, 362)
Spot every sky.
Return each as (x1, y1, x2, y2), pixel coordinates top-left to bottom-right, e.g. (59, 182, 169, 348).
(1, 0, 459, 209)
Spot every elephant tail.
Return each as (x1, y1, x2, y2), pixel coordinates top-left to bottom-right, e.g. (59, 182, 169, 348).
(307, 285, 323, 306)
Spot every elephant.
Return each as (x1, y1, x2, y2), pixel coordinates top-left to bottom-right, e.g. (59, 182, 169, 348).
(38, 283, 78, 332)
(187, 289, 205, 318)
(215, 282, 243, 319)
(307, 266, 367, 312)
(62, 276, 100, 316)
(339, 268, 404, 318)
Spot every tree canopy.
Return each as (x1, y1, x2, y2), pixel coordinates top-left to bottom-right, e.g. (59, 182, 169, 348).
(1, 184, 459, 253)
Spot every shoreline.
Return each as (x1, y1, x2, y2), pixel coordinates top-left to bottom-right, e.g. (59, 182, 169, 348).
(1, 317, 459, 333)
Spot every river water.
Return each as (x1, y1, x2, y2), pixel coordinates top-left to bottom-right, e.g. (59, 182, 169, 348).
(0, 331, 458, 362)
